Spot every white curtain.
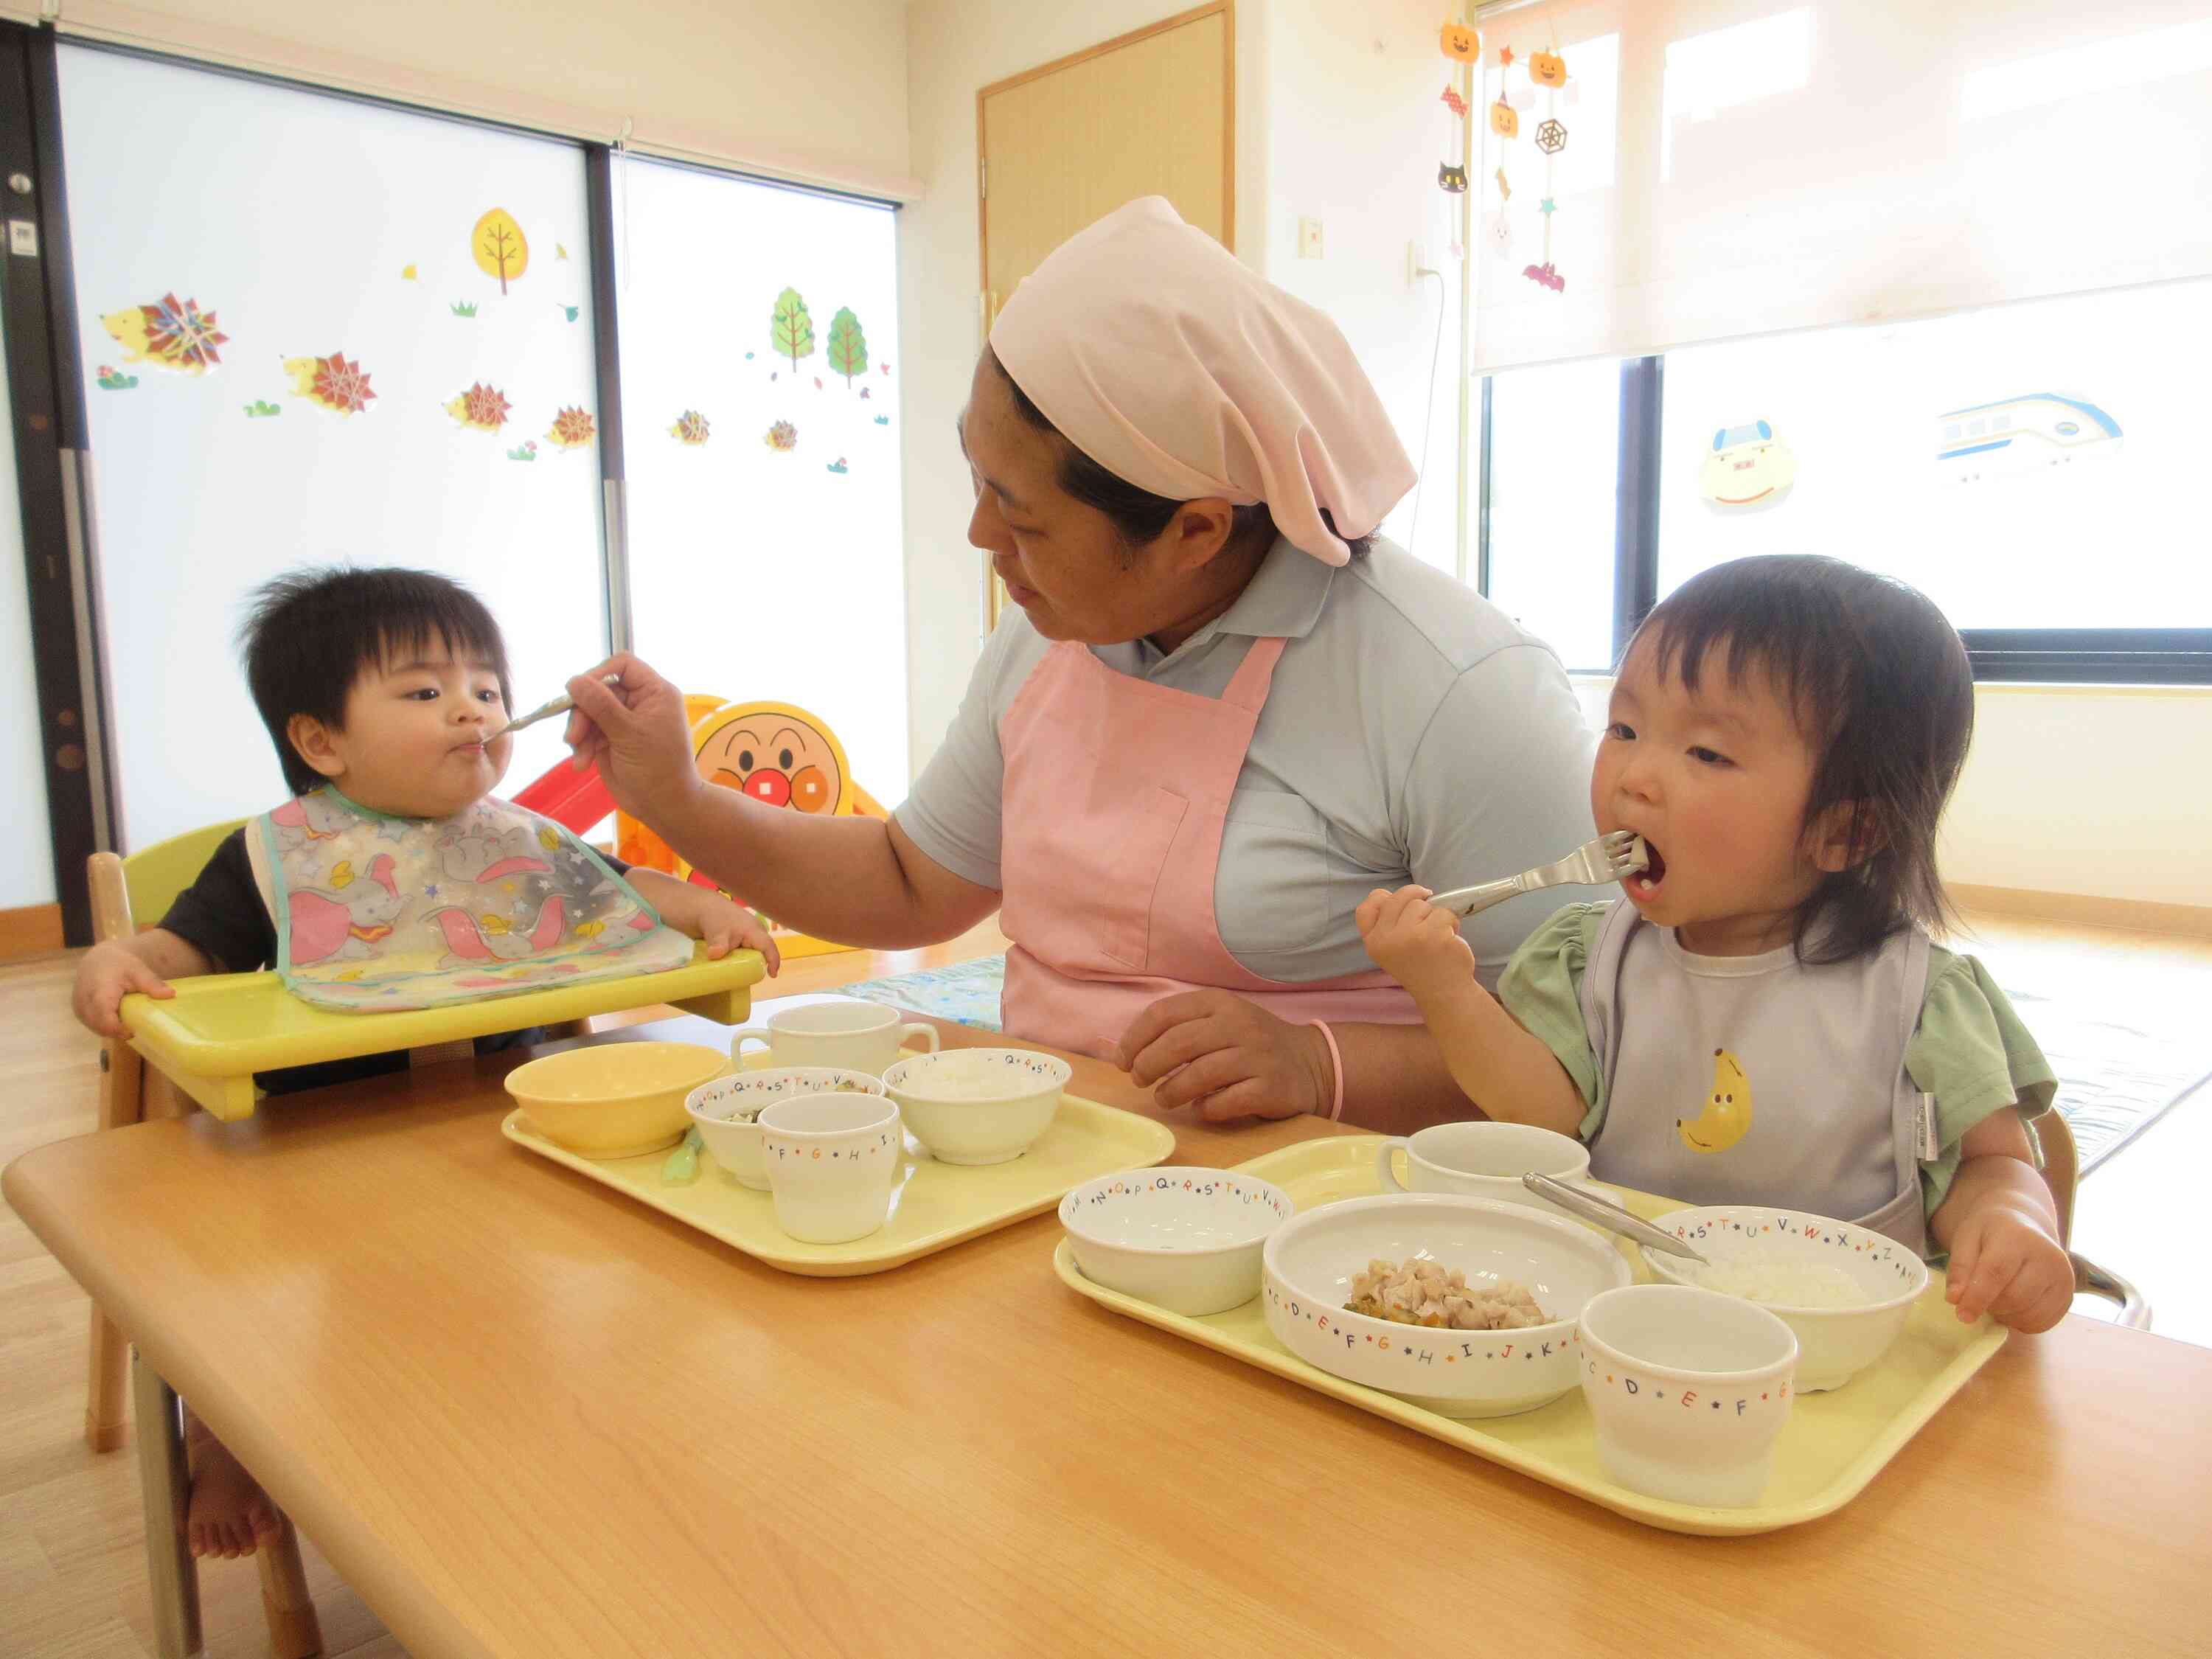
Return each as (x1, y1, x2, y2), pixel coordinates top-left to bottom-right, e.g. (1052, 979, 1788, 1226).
(1470, 0, 2212, 369)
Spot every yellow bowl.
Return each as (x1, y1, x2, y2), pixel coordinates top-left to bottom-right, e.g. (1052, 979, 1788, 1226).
(504, 1041, 730, 1159)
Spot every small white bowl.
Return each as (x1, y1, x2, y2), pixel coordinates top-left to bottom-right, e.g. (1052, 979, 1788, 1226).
(1578, 1284, 1798, 1509)
(883, 1048, 1068, 1166)
(685, 1068, 886, 1190)
(1262, 1194, 1632, 1419)
(1640, 1206, 1930, 1392)
(1060, 1168, 1294, 1315)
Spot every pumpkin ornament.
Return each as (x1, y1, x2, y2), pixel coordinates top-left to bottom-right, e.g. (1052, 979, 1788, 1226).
(1439, 21, 1480, 62)
(1521, 44, 1571, 296)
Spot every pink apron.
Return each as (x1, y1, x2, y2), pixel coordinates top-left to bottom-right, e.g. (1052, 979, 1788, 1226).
(999, 635, 1420, 1060)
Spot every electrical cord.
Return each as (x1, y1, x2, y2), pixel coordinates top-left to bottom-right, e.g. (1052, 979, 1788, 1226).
(1405, 266, 1448, 557)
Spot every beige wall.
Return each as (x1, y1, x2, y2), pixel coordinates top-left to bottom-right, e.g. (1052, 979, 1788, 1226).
(16, 0, 912, 193)
(897, 0, 1467, 778)
(897, 0, 1271, 779)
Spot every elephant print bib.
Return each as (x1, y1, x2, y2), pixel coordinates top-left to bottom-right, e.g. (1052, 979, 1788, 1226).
(247, 786, 693, 1012)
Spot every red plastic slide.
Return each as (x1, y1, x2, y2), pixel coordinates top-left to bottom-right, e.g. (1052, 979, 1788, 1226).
(512, 758, 615, 832)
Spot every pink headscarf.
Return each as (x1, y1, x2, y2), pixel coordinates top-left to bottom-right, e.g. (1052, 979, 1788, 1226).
(988, 196, 1416, 567)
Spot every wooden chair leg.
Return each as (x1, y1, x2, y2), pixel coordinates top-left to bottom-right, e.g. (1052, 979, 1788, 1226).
(142, 1066, 195, 1121)
(86, 1040, 146, 1453)
(257, 1512, 324, 1659)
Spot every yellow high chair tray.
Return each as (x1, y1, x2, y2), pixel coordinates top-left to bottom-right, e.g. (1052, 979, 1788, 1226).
(119, 945, 766, 1121)
(1054, 1136, 2008, 1537)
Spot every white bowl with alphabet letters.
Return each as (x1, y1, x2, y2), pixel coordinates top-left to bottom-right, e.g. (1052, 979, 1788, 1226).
(1260, 1194, 1631, 1419)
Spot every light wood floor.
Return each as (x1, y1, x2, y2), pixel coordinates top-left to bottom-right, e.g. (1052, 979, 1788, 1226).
(0, 910, 2205, 1658)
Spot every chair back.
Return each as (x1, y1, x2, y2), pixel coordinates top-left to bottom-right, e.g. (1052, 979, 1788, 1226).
(88, 819, 251, 944)
(2032, 1110, 2081, 1245)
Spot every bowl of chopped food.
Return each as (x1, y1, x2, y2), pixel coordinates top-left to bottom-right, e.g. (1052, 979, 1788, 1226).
(1638, 1206, 1930, 1392)
(1262, 1194, 1632, 1418)
(686, 1067, 887, 1190)
(883, 1048, 1068, 1165)
(1060, 1167, 1294, 1315)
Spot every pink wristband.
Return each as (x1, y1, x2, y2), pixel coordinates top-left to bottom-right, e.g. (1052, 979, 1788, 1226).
(1307, 1018, 1345, 1122)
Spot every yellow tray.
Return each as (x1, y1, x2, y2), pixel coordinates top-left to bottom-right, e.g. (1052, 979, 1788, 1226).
(503, 1090, 1175, 1277)
(1053, 1135, 2008, 1536)
(122, 945, 766, 1121)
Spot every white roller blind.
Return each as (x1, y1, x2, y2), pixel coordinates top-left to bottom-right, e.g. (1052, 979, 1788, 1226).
(1470, 0, 2212, 370)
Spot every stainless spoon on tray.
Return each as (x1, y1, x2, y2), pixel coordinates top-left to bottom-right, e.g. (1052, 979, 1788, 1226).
(1523, 1172, 1708, 1264)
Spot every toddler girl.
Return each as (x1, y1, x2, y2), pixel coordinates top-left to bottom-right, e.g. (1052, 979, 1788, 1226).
(1358, 555, 2070, 1333)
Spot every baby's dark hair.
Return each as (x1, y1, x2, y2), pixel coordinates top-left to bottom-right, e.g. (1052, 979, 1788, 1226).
(240, 566, 512, 796)
(1627, 554, 1974, 964)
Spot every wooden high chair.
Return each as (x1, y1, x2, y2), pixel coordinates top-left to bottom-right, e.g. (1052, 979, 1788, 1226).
(2033, 1111, 2150, 1329)
(81, 823, 324, 1658)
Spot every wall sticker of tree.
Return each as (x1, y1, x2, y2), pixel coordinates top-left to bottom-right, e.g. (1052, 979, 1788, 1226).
(771, 288, 815, 373)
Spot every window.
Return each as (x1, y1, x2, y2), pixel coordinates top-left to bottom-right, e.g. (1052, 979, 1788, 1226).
(1479, 282, 2212, 681)
(59, 45, 608, 847)
(1659, 282, 2212, 634)
(615, 159, 908, 796)
(1480, 358, 1621, 673)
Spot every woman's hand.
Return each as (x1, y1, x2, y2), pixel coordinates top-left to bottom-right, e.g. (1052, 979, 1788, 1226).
(563, 653, 706, 827)
(1117, 990, 1332, 1122)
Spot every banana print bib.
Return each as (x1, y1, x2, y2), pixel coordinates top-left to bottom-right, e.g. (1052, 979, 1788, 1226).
(1575, 902, 1931, 1253)
(247, 786, 694, 1012)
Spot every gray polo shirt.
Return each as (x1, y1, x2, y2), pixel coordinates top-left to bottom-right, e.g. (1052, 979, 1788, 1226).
(896, 538, 1602, 986)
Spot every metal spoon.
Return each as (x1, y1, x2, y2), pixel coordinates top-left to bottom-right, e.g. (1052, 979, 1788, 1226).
(496, 672, 621, 739)
(1523, 1172, 1708, 1264)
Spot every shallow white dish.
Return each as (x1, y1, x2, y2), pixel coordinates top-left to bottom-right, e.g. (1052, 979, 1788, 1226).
(1640, 1206, 1930, 1392)
(883, 1048, 1068, 1166)
(1060, 1167, 1294, 1315)
(685, 1067, 885, 1190)
(1262, 1194, 1632, 1419)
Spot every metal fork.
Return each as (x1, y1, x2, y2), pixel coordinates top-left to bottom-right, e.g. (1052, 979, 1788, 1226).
(1425, 830, 1647, 920)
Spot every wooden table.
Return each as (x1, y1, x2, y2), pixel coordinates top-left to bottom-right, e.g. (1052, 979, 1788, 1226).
(9, 1015, 2211, 1658)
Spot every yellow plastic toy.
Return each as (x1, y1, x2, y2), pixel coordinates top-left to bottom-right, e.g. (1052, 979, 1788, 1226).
(614, 698, 890, 959)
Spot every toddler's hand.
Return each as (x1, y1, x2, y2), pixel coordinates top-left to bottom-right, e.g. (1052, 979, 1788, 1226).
(72, 942, 176, 1040)
(1356, 886, 1475, 1000)
(1944, 1201, 2072, 1332)
(695, 894, 782, 975)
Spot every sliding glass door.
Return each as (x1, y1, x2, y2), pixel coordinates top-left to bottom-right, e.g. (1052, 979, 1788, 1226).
(615, 159, 908, 798)
(57, 45, 608, 846)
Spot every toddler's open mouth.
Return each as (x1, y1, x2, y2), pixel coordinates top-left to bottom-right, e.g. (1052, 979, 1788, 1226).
(1626, 836, 1666, 899)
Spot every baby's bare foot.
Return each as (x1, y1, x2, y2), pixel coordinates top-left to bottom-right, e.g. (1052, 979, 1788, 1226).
(184, 1422, 279, 1559)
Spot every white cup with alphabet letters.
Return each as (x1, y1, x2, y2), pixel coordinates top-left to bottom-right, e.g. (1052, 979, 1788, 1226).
(731, 998, 940, 1078)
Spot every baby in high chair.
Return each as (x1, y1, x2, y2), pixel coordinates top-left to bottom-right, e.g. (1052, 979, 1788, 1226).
(70, 565, 777, 1555)
(1358, 554, 2072, 1336)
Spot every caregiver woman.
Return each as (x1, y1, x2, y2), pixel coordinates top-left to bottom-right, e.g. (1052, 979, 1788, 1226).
(565, 198, 1599, 1134)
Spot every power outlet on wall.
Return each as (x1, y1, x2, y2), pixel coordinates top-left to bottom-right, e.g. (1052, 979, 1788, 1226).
(1297, 216, 1324, 260)
(1406, 238, 1429, 288)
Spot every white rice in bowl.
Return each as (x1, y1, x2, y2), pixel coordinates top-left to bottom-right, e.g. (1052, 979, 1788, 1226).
(1689, 1258, 1871, 1309)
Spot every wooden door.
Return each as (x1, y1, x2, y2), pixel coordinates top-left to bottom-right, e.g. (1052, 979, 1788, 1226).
(977, 2, 1234, 624)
